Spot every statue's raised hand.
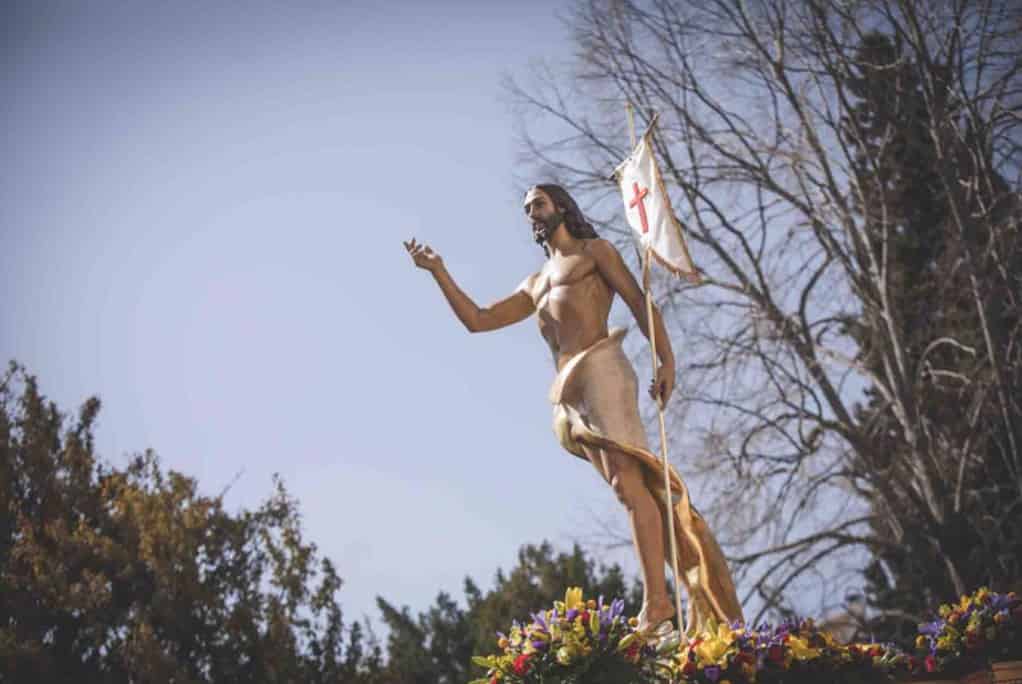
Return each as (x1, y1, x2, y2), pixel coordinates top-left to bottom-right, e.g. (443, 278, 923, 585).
(404, 238, 444, 273)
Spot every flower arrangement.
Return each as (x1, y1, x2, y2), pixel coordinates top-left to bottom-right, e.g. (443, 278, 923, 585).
(469, 587, 674, 684)
(903, 586, 1022, 679)
(472, 586, 1020, 684)
(671, 618, 893, 684)
(930, 588, 1022, 664)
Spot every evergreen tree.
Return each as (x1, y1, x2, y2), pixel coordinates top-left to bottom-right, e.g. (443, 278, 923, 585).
(841, 32, 1022, 643)
(0, 362, 385, 682)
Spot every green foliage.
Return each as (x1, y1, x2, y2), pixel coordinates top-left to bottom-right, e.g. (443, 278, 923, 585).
(0, 362, 385, 682)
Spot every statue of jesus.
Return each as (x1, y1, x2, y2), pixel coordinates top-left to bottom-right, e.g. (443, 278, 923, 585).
(404, 184, 742, 635)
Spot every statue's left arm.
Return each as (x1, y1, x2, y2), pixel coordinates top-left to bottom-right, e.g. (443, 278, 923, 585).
(589, 239, 676, 404)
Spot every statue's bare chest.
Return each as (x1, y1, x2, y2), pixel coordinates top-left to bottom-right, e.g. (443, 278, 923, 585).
(533, 254, 599, 307)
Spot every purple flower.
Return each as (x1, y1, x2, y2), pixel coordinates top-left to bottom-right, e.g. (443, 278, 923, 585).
(531, 640, 548, 651)
(566, 608, 579, 622)
(704, 665, 721, 682)
(991, 593, 1014, 611)
(919, 620, 944, 636)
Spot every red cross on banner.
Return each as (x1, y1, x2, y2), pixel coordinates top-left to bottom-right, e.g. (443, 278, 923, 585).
(629, 182, 650, 234)
(614, 123, 700, 282)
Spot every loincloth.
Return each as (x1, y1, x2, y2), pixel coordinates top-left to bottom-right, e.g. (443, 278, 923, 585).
(549, 328, 744, 631)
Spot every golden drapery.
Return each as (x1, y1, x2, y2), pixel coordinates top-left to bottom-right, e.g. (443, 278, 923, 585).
(549, 328, 743, 633)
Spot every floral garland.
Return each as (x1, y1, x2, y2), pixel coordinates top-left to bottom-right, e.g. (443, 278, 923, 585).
(911, 587, 1022, 676)
(471, 587, 1021, 684)
(671, 617, 901, 684)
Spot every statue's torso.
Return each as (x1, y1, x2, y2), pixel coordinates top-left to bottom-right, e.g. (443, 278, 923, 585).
(525, 240, 613, 370)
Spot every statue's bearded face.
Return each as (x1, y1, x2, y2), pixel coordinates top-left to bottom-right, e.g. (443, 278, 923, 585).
(523, 187, 564, 244)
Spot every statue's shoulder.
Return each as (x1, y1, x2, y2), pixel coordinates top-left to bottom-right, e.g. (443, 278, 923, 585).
(583, 237, 618, 261)
(516, 269, 542, 297)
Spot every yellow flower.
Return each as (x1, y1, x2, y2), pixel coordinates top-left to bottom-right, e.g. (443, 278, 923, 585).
(819, 630, 838, 648)
(788, 636, 821, 661)
(565, 587, 584, 610)
(916, 635, 928, 649)
(618, 633, 638, 652)
(694, 622, 735, 665)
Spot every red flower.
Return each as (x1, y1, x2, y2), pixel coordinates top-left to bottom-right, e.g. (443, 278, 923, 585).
(581, 610, 590, 623)
(767, 645, 785, 664)
(682, 661, 697, 676)
(512, 654, 532, 675)
(869, 646, 883, 658)
(925, 655, 937, 673)
(490, 678, 498, 684)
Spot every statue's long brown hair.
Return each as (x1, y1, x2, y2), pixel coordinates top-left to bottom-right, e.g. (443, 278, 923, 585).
(529, 184, 599, 253)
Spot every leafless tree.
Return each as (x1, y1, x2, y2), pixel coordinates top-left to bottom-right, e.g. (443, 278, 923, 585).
(508, 0, 1022, 630)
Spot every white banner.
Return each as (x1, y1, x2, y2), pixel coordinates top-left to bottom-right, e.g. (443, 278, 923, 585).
(614, 129, 700, 281)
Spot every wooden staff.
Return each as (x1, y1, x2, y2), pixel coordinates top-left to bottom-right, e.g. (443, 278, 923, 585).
(626, 102, 686, 636)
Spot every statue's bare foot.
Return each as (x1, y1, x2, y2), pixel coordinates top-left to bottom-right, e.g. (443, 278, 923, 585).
(636, 598, 676, 634)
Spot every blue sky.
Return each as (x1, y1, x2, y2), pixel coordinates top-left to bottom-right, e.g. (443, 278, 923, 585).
(2, 0, 650, 633)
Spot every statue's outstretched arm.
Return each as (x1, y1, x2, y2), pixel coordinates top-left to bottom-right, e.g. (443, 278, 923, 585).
(404, 238, 535, 333)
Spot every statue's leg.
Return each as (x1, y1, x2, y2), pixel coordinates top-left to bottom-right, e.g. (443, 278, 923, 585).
(581, 443, 675, 630)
